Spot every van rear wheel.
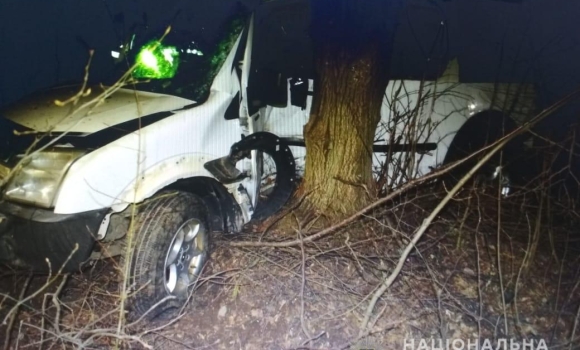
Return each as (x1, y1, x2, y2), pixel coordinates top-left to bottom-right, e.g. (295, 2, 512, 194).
(122, 191, 210, 321)
(442, 110, 523, 195)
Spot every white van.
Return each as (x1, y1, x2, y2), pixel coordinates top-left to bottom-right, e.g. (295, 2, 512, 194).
(0, 1, 534, 319)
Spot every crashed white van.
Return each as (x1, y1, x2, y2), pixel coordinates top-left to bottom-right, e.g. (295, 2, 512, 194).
(0, 2, 534, 319)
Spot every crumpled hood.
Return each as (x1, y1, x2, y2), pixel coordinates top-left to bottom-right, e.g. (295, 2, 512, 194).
(1, 85, 194, 133)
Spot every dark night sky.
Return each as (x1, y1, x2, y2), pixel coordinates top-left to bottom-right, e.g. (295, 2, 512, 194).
(1, 0, 579, 133)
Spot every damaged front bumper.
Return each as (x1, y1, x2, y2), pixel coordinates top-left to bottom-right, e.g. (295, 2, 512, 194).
(0, 201, 107, 272)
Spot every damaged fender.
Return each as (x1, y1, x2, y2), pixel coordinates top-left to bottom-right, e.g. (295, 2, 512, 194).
(204, 132, 298, 221)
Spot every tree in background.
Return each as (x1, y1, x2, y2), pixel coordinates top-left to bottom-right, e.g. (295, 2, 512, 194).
(299, 0, 403, 218)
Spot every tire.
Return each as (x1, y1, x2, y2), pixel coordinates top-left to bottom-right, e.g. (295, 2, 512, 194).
(442, 111, 523, 194)
(122, 190, 210, 321)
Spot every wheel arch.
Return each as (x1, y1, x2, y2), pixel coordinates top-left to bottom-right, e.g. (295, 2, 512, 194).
(443, 109, 521, 165)
(440, 109, 531, 189)
(55, 152, 233, 215)
(165, 177, 244, 234)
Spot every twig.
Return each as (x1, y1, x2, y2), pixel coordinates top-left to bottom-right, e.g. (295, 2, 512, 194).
(258, 188, 316, 242)
(82, 331, 153, 349)
(2, 244, 79, 325)
(15, 321, 23, 350)
(296, 226, 312, 343)
(475, 193, 484, 340)
(570, 303, 580, 350)
(357, 91, 579, 336)
(552, 276, 580, 345)
(3, 274, 31, 350)
(300, 331, 326, 347)
(50, 274, 70, 335)
(513, 213, 533, 338)
(495, 157, 508, 336)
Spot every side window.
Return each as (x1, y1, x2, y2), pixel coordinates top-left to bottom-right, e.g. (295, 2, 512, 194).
(231, 22, 249, 81)
(224, 92, 241, 120)
(247, 69, 289, 116)
(289, 77, 308, 110)
(223, 20, 249, 120)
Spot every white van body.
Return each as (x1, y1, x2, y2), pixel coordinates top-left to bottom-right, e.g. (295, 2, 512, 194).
(262, 65, 534, 184)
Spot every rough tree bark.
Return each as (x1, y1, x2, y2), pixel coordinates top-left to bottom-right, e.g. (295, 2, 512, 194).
(298, 0, 402, 218)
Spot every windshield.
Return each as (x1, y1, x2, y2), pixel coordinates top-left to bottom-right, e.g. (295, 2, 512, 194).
(111, 14, 246, 102)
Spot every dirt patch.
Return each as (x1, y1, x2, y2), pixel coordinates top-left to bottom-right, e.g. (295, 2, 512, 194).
(1, 187, 579, 349)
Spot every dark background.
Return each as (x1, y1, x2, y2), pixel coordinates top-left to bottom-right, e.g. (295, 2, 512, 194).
(1, 0, 579, 133)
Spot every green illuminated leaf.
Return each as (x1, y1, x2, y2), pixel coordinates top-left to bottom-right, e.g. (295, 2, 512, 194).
(133, 40, 180, 79)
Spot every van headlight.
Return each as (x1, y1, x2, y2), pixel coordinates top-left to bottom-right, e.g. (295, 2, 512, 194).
(3, 150, 85, 208)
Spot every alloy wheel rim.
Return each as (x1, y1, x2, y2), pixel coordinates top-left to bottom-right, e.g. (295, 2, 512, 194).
(164, 219, 206, 294)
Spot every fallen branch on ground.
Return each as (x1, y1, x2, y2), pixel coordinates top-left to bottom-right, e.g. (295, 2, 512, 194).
(357, 90, 580, 335)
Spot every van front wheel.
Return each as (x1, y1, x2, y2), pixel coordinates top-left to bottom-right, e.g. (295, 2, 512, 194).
(122, 191, 210, 321)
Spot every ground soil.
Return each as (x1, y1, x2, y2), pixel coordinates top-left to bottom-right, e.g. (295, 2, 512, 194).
(1, 185, 579, 349)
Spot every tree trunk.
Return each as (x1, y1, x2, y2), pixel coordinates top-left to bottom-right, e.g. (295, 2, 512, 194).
(300, 42, 389, 217)
(293, 0, 402, 219)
